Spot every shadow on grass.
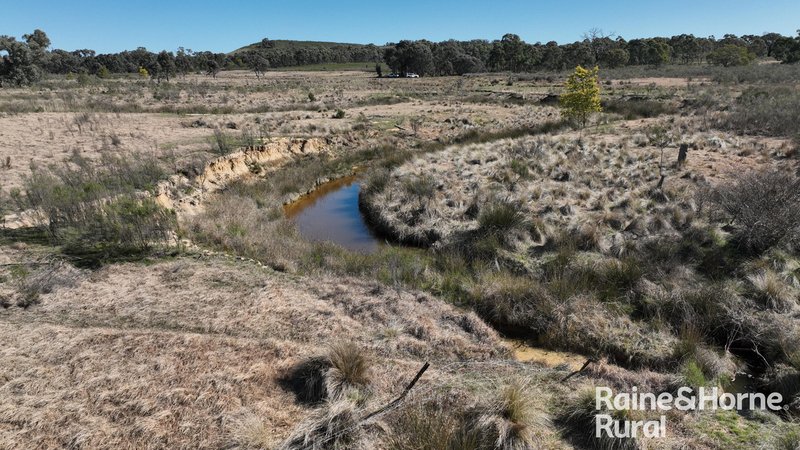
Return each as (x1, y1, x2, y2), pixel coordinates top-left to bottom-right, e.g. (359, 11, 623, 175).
(0, 226, 50, 246)
(0, 226, 176, 269)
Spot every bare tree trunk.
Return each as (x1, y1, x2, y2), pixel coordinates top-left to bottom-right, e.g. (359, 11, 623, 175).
(677, 143, 688, 166)
(657, 147, 666, 188)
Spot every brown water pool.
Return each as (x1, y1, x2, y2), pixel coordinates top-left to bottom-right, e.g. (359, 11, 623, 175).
(284, 176, 383, 253)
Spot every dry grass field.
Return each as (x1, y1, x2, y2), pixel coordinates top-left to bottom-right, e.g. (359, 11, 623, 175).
(2, 66, 800, 449)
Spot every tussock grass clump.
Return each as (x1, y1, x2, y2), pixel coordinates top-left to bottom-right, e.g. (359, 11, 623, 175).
(585, 359, 680, 393)
(477, 200, 526, 236)
(386, 397, 465, 450)
(468, 271, 552, 334)
(230, 414, 278, 450)
(469, 379, 540, 449)
(758, 364, 800, 415)
(557, 389, 638, 450)
(640, 275, 800, 371)
(747, 270, 796, 312)
(362, 169, 390, 196)
(440, 199, 530, 261)
(387, 381, 540, 450)
(281, 343, 372, 406)
(469, 270, 675, 368)
(638, 281, 740, 337)
(402, 174, 437, 203)
(277, 400, 363, 450)
(326, 341, 372, 403)
(438, 200, 530, 262)
(691, 346, 738, 386)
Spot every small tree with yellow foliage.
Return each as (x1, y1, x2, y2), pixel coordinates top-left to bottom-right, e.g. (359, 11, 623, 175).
(559, 65, 602, 131)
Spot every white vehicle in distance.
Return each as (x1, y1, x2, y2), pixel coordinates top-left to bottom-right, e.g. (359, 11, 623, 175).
(405, 72, 420, 78)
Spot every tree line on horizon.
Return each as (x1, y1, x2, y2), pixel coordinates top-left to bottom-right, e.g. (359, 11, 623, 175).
(383, 31, 800, 76)
(2, 29, 800, 86)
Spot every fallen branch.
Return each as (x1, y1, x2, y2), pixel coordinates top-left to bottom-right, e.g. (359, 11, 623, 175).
(360, 361, 430, 422)
(560, 358, 597, 383)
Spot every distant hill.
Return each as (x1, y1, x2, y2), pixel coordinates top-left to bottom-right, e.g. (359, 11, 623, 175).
(232, 39, 381, 54)
(231, 39, 384, 69)
(230, 39, 383, 68)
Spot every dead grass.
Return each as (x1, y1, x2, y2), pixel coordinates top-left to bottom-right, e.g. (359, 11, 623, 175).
(11, 258, 83, 307)
(3, 68, 800, 449)
(0, 251, 510, 448)
(358, 116, 800, 376)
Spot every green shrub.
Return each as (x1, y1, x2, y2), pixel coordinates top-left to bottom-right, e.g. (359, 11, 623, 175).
(16, 153, 174, 266)
(76, 72, 93, 86)
(211, 129, 236, 155)
(682, 359, 708, 388)
(59, 197, 176, 265)
(707, 45, 755, 67)
(726, 87, 800, 137)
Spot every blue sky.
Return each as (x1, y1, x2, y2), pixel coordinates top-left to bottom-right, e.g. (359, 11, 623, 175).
(4, 0, 799, 53)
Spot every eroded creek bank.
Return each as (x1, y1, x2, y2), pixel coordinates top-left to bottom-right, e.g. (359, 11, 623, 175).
(283, 175, 586, 367)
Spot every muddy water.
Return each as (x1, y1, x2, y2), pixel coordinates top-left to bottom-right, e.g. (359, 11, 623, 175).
(284, 176, 383, 253)
(503, 338, 587, 370)
(284, 178, 596, 369)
